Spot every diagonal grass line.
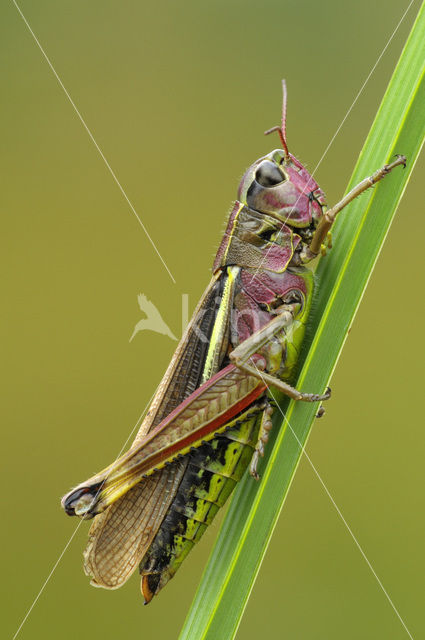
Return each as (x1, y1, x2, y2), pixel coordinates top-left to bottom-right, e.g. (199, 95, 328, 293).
(11, 388, 159, 640)
(310, 75, 425, 363)
(254, 372, 414, 639)
(179, 3, 425, 639)
(303, 66, 423, 384)
(12, 0, 176, 284)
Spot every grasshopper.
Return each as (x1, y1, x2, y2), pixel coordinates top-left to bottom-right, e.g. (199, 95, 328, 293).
(62, 81, 405, 603)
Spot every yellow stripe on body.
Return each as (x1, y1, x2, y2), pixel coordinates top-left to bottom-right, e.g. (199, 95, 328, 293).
(202, 265, 240, 383)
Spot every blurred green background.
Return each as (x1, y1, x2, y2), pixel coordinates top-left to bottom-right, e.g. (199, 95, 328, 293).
(2, 1, 424, 638)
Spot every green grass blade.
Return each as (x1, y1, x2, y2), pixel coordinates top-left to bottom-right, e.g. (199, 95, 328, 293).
(179, 4, 425, 639)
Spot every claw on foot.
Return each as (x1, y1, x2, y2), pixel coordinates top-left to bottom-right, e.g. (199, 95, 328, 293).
(316, 406, 325, 418)
(249, 453, 261, 481)
(394, 153, 407, 168)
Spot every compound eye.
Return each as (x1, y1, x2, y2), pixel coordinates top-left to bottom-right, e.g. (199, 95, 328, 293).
(255, 160, 285, 187)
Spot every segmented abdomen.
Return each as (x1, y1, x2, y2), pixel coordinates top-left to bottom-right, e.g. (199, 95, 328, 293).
(139, 407, 263, 600)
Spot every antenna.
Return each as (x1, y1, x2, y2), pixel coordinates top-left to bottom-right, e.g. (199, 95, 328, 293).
(264, 79, 289, 160)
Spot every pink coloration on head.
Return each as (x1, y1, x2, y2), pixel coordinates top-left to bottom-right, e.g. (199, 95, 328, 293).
(237, 149, 326, 228)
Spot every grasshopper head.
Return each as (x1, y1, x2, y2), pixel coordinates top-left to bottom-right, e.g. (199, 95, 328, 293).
(238, 149, 326, 228)
(237, 80, 327, 229)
